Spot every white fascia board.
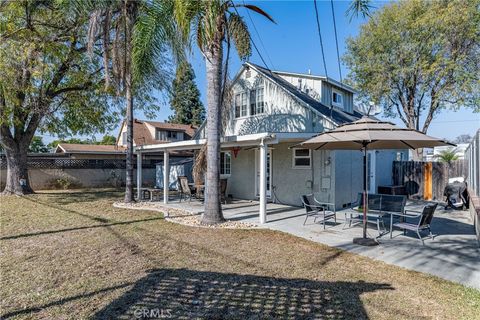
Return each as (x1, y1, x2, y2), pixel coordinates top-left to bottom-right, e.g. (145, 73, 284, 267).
(135, 132, 276, 153)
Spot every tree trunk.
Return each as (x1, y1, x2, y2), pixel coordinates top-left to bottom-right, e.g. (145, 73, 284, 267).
(201, 45, 225, 225)
(124, 85, 134, 203)
(2, 142, 34, 195)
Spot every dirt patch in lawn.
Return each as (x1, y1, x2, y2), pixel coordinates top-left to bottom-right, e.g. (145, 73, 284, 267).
(1, 190, 479, 319)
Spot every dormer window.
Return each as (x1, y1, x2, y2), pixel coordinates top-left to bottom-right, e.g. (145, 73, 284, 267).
(156, 129, 181, 141)
(332, 89, 343, 107)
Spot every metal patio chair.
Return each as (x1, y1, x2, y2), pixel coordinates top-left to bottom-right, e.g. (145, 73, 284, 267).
(301, 194, 336, 229)
(178, 176, 193, 202)
(391, 203, 438, 245)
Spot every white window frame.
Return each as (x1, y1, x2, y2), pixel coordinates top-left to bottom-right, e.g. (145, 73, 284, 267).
(220, 151, 231, 176)
(250, 87, 265, 116)
(240, 92, 248, 117)
(292, 148, 312, 169)
(332, 89, 343, 107)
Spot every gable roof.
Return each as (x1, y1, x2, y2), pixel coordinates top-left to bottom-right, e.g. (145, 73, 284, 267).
(245, 62, 363, 126)
(118, 119, 197, 146)
(271, 70, 357, 93)
(56, 143, 126, 154)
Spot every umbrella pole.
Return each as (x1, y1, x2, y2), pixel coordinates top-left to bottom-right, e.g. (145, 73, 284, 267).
(363, 147, 367, 239)
(353, 143, 378, 246)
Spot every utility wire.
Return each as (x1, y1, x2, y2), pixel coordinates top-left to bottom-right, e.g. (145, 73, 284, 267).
(243, 0, 275, 70)
(232, 4, 271, 71)
(313, 0, 328, 78)
(330, 0, 343, 83)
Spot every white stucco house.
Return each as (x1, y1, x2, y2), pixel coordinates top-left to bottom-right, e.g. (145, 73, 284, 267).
(135, 62, 406, 223)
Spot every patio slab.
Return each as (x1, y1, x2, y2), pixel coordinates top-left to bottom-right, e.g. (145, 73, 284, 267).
(144, 198, 480, 290)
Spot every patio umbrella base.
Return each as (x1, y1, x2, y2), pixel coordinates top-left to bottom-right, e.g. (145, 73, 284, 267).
(353, 237, 379, 246)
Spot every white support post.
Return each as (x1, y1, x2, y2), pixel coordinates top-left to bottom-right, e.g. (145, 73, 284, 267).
(163, 151, 169, 204)
(136, 152, 142, 200)
(259, 140, 267, 224)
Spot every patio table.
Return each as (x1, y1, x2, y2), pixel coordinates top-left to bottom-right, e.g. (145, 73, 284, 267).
(347, 207, 389, 237)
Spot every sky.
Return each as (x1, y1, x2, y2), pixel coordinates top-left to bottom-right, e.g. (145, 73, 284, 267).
(44, 0, 479, 144)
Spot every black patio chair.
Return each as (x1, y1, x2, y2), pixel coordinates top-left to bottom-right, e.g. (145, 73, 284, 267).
(301, 194, 336, 229)
(391, 203, 438, 245)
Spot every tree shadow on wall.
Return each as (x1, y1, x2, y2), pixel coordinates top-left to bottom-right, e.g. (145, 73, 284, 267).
(93, 268, 393, 320)
(237, 112, 315, 136)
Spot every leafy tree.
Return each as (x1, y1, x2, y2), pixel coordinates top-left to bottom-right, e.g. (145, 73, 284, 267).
(99, 134, 117, 145)
(28, 136, 49, 153)
(0, 1, 118, 195)
(168, 61, 205, 126)
(454, 134, 473, 144)
(344, 0, 480, 142)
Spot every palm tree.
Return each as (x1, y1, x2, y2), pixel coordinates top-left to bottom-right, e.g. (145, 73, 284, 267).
(78, 0, 179, 202)
(436, 148, 460, 165)
(173, 0, 274, 225)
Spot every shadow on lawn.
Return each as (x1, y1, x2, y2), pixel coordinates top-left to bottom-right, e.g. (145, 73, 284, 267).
(93, 268, 394, 320)
(36, 189, 123, 204)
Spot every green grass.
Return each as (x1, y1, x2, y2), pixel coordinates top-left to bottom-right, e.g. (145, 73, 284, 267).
(1, 190, 479, 319)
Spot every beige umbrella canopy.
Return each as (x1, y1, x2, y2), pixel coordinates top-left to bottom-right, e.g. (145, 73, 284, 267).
(299, 116, 454, 244)
(299, 116, 454, 151)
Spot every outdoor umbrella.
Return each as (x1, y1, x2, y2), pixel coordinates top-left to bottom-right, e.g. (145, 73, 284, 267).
(298, 116, 454, 245)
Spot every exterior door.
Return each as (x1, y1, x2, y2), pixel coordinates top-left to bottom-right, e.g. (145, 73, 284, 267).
(367, 151, 376, 194)
(255, 149, 272, 198)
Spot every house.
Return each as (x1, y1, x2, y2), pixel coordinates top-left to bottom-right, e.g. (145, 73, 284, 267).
(116, 119, 196, 147)
(55, 143, 126, 159)
(55, 119, 197, 160)
(135, 62, 406, 221)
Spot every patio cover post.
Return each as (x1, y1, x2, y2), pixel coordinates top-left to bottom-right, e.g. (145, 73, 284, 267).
(163, 151, 169, 204)
(259, 140, 267, 224)
(136, 152, 142, 200)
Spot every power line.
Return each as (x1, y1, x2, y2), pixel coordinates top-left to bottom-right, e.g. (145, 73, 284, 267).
(330, 0, 343, 83)
(243, 0, 275, 70)
(313, 0, 328, 78)
(232, 4, 271, 71)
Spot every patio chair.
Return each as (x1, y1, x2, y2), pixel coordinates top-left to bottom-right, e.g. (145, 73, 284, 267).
(178, 176, 193, 202)
(301, 194, 336, 229)
(391, 203, 438, 245)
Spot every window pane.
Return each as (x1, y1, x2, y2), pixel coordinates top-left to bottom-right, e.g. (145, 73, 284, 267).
(257, 88, 264, 114)
(241, 93, 247, 117)
(295, 158, 310, 166)
(235, 94, 240, 118)
(220, 152, 225, 175)
(225, 152, 231, 174)
(295, 149, 310, 157)
(250, 90, 256, 115)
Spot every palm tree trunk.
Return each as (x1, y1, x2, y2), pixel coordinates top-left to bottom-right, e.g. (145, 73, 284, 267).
(123, 1, 135, 203)
(201, 43, 225, 225)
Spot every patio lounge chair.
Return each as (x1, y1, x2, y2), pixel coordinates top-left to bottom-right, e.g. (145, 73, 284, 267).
(391, 203, 438, 245)
(301, 194, 336, 229)
(178, 176, 193, 202)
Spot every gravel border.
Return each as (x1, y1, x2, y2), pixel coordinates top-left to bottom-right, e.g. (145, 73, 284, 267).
(113, 202, 258, 229)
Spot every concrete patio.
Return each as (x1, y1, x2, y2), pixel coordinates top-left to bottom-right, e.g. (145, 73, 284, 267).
(147, 197, 480, 290)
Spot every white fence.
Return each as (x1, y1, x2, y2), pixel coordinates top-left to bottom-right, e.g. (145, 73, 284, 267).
(465, 129, 480, 197)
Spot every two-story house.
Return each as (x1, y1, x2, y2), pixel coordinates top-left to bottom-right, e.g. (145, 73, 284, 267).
(136, 62, 405, 222)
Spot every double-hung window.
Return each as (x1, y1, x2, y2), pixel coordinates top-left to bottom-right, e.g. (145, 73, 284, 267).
(250, 87, 265, 116)
(235, 92, 247, 118)
(220, 152, 231, 175)
(292, 148, 311, 169)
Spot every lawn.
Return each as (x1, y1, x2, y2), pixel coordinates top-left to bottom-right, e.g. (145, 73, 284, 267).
(1, 190, 479, 319)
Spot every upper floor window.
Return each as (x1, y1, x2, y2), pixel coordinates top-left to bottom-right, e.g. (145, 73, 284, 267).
(235, 92, 248, 118)
(332, 90, 343, 107)
(250, 87, 265, 116)
(292, 148, 311, 169)
(156, 130, 179, 141)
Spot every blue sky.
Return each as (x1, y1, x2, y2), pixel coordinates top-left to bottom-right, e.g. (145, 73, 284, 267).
(47, 0, 479, 143)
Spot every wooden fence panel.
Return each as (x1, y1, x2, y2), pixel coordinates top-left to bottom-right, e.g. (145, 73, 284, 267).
(393, 160, 468, 201)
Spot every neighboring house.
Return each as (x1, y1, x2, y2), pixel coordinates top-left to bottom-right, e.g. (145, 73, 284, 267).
(116, 119, 196, 148)
(136, 62, 406, 213)
(55, 143, 126, 159)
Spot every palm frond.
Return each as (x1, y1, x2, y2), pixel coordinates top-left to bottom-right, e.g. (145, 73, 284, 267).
(346, 0, 373, 21)
(234, 3, 276, 24)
